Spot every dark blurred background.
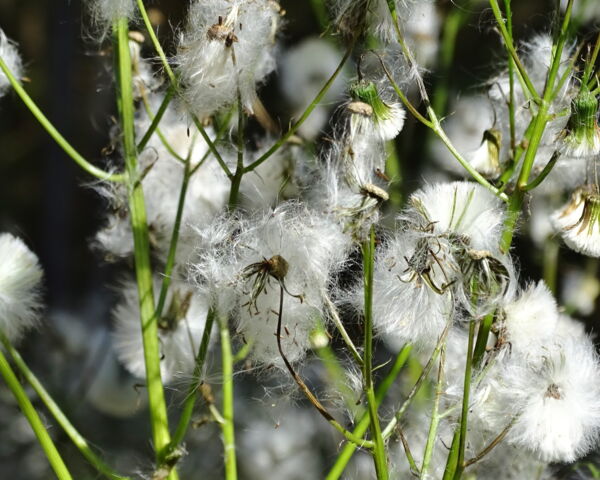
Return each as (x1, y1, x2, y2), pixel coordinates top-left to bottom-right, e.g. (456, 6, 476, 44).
(0, 0, 597, 478)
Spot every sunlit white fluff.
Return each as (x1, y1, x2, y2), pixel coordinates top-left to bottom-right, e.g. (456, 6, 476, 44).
(408, 181, 506, 252)
(88, 0, 136, 36)
(95, 93, 229, 259)
(128, 32, 161, 99)
(192, 203, 350, 366)
(0, 30, 23, 97)
(112, 277, 211, 384)
(0, 234, 43, 343)
(500, 281, 559, 353)
(481, 335, 600, 462)
(176, 0, 281, 118)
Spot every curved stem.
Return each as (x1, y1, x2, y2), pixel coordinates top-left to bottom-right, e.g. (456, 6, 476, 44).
(243, 43, 354, 173)
(275, 285, 374, 449)
(323, 294, 364, 366)
(0, 56, 124, 182)
(1, 335, 128, 480)
(0, 344, 73, 480)
(137, 86, 175, 152)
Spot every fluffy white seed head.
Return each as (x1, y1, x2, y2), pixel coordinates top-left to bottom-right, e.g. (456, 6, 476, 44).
(349, 231, 456, 351)
(192, 204, 350, 367)
(481, 335, 600, 462)
(551, 187, 600, 258)
(0, 30, 23, 97)
(408, 181, 506, 252)
(501, 281, 559, 353)
(112, 277, 211, 384)
(0, 234, 43, 343)
(176, 0, 281, 118)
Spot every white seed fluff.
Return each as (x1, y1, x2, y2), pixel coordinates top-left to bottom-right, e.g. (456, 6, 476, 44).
(0, 233, 43, 343)
(0, 30, 23, 97)
(112, 278, 211, 384)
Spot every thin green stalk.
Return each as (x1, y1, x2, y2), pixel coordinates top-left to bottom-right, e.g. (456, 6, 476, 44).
(323, 294, 364, 366)
(362, 226, 388, 480)
(0, 56, 124, 182)
(442, 428, 461, 480)
(139, 91, 186, 163)
(218, 315, 238, 480)
(243, 43, 354, 173)
(0, 345, 73, 480)
(488, 0, 540, 102)
(2, 335, 128, 480)
(503, 0, 517, 156)
(452, 320, 477, 480)
(137, 86, 175, 152)
(472, 313, 494, 368)
(381, 319, 452, 440)
(325, 345, 413, 480)
(170, 310, 216, 449)
(114, 19, 173, 471)
(375, 52, 508, 202)
(155, 155, 192, 321)
(420, 344, 446, 478)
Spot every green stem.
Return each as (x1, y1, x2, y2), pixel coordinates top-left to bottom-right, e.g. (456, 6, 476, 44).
(155, 158, 191, 321)
(0, 345, 73, 480)
(472, 312, 494, 369)
(0, 56, 124, 182)
(323, 294, 363, 366)
(1, 335, 128, 480)
(170, 310, 216, 449)
(452, 321, 476, 480)
(243, 43, 354, 173)
(137, 86, 175, 152)
(488, 0, 540, 102)
(218, 315, 238, 480)
(420, 344, 446, 478)
(381, 319, 452, 440)
(325, 345, 412, 480)
(362, 226, 388, 480)
(503, 0, 517, 156)
(114, 18, 173, 471)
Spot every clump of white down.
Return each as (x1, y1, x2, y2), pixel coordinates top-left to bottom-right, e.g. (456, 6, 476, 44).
(480, 334, 600, 463)
(112, 277, 211, 384)
(0, 30, 23, 97)
(87, 0, 136, 36)
(95, 93, 229, 260)
(0, 233, 43, 343)
(177, 0, 281, 118)
(192, 203, 350, 366)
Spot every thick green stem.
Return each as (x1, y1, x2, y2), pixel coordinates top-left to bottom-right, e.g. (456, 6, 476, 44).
(218, 315, 237, 480)
(0, 345, 73, 480)
(0, 56, 124, 182)
(1, 335, 128, 480)
(362, 226, 388, 480)
(472, 313, 494, 368)
(114, 18, 173, 470)
(325, 345, 412, 480)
